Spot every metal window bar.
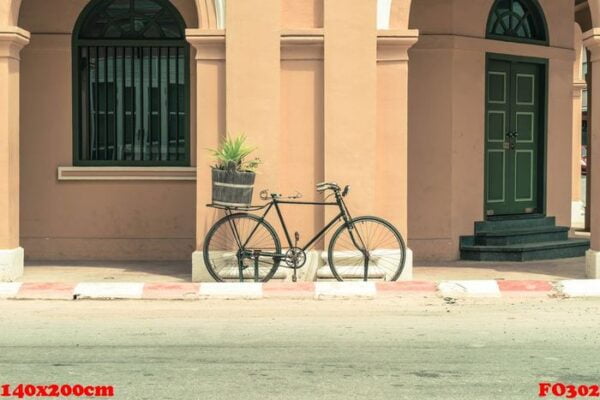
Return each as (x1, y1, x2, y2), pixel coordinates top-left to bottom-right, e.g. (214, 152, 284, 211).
(94, 46, 99, 161)
(129, 46, 134, 160)
(103, 46, 108, 161)
(121, 47, 125, 160)
(176, 47, 180, 161)
(137, 46, 140, 160)
(82, 46, 90, 161)
(166, 48, 171, 161)
(112, 47, 117, 161)
(158, 47, 162, 160)
(79, 44, 187, 164)
(148, 47, 152, 160)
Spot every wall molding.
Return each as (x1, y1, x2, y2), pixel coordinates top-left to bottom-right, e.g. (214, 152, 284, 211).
(281, 29, 324, 60)
(377, 29, 419, 61)
(0, 26, 30, 60)
(414, 34, 575, 61)
(57, 166, 197, 181)
(186, 29, 225, 60)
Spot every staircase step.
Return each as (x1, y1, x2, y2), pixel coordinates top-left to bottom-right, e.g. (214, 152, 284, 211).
(460, 239, 590, 262)
(473, 226, 569, 245)
(475, 216, 555, 233)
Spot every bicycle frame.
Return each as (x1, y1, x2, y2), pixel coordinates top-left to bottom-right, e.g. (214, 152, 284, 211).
(224, 192, 353, 255)
(205, 185, 404, 283)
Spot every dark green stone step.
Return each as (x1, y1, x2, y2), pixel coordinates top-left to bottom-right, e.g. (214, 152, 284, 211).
(474, 216, 555, 233)
(473, 226, 569, 246)
(460, 239, 590, 262)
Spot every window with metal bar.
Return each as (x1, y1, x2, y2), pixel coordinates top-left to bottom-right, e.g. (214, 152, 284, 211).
(486, 0, 548, 45)
(73, 0, 190, 166)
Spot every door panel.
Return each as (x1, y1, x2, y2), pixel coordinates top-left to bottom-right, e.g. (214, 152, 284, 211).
(486, 60, 512, 214)
(487, 150, 506, 203)
(485, 58, 544, 216)
(515, 150, 533, 201)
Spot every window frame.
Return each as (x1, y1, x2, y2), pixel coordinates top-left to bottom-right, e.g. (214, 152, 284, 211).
(72, 0, 191, 167)
(486, 0, 549, 47)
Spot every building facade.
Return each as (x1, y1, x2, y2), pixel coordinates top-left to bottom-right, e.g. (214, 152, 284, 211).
(0, 0, 599, 281)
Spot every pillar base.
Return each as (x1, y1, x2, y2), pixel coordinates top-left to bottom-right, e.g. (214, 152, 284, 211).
(192, 251, 215, 282)
(586, 249, 600, 279)
(0, 247, 24, 282)
(400, 248, 414, 281)
(192, 249, 413, 282)
(192, 250, 324, 282)
(572, 201, 585, 227)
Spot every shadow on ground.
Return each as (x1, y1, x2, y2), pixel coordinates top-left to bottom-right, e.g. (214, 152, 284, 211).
(23, 260, 190, 282)
(21, 256, 586, 282)
(414, 257, 586, 281)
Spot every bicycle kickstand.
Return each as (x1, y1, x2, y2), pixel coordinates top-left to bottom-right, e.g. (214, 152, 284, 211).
(253, 250, 260, 282)
(292, 232, 300, 283)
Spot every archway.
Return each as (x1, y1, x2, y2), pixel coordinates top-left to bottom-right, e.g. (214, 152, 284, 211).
(484, 0, 549, 217)
(4, 0, 220, 29)
(12, 0, 204, 264)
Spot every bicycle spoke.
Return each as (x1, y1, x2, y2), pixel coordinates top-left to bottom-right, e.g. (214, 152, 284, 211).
(204, 214, 281, 282)
(328, 217, 405, 282)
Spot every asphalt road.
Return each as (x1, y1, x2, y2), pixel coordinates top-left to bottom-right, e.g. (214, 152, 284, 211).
(0, 297, 599, 400)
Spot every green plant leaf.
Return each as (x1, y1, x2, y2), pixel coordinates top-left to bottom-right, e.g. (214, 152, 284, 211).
(207, 134, 261, 172)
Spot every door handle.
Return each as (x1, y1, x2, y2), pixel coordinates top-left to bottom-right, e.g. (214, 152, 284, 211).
(508, 131, 518, 150)
(504, 131, 518, 150)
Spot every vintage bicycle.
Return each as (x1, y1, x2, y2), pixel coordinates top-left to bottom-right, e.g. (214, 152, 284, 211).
(203, 182, 406, 282)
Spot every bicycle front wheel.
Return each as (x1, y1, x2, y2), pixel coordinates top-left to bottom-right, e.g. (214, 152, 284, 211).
(328, 216, 406, 281)
(203, 214, 282, 282)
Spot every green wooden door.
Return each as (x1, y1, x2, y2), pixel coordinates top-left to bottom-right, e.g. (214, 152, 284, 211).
(485, 58, 544, 216)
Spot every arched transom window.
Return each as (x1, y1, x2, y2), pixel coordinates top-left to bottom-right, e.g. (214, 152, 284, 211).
(487, 0, 548, 45)
(73, 0, 190, 166)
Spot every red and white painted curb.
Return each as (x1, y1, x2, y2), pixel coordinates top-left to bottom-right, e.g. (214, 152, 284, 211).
(0, 279, 599, 300)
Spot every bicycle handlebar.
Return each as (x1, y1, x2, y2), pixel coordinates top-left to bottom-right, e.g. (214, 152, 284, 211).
(316, 182, 340, 193)
(316, 182, 351, 197)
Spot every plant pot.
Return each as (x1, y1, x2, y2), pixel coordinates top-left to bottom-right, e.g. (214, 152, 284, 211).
(211, 169, 256, 207)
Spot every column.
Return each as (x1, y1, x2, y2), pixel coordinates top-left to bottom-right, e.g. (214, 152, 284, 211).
(323, 0, 377, 217)
(376, 32, 418, 279)
(186, 30, 226, 281)
(0, 26, 28, 281)
(572, 26, 586, 227)
(225, 0, 280, 191)
(583, 29, 600, 278)
(188, 0, 281, 282)
(586, 49, 593, 231)
(572, 82, 585, 221)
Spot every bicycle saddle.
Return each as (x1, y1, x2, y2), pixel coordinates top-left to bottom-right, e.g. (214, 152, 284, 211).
(260, 190, 302, 200)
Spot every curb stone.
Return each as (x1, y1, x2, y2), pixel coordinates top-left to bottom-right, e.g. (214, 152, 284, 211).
(0, 279, 596, 300)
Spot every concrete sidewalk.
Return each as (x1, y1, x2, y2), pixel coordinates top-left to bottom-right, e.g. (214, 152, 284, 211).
(6, 257, 593, 301)
(22, 257, 587, 283)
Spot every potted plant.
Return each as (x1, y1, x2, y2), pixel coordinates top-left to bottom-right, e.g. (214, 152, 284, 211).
(209, 135, 261, 207)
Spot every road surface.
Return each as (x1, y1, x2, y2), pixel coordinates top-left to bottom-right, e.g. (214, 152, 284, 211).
(0, 297, 598, 399)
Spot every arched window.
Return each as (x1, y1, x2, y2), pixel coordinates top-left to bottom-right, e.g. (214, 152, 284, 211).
(486, 0, 548, 45)
(73, 0, 190, 166)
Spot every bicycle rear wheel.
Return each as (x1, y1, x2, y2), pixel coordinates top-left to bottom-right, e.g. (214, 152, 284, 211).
(203, 214, 282, 282)
(328, 216, 406, 281)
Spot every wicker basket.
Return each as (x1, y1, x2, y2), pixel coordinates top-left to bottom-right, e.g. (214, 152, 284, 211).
(211, 169, 256, 207)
